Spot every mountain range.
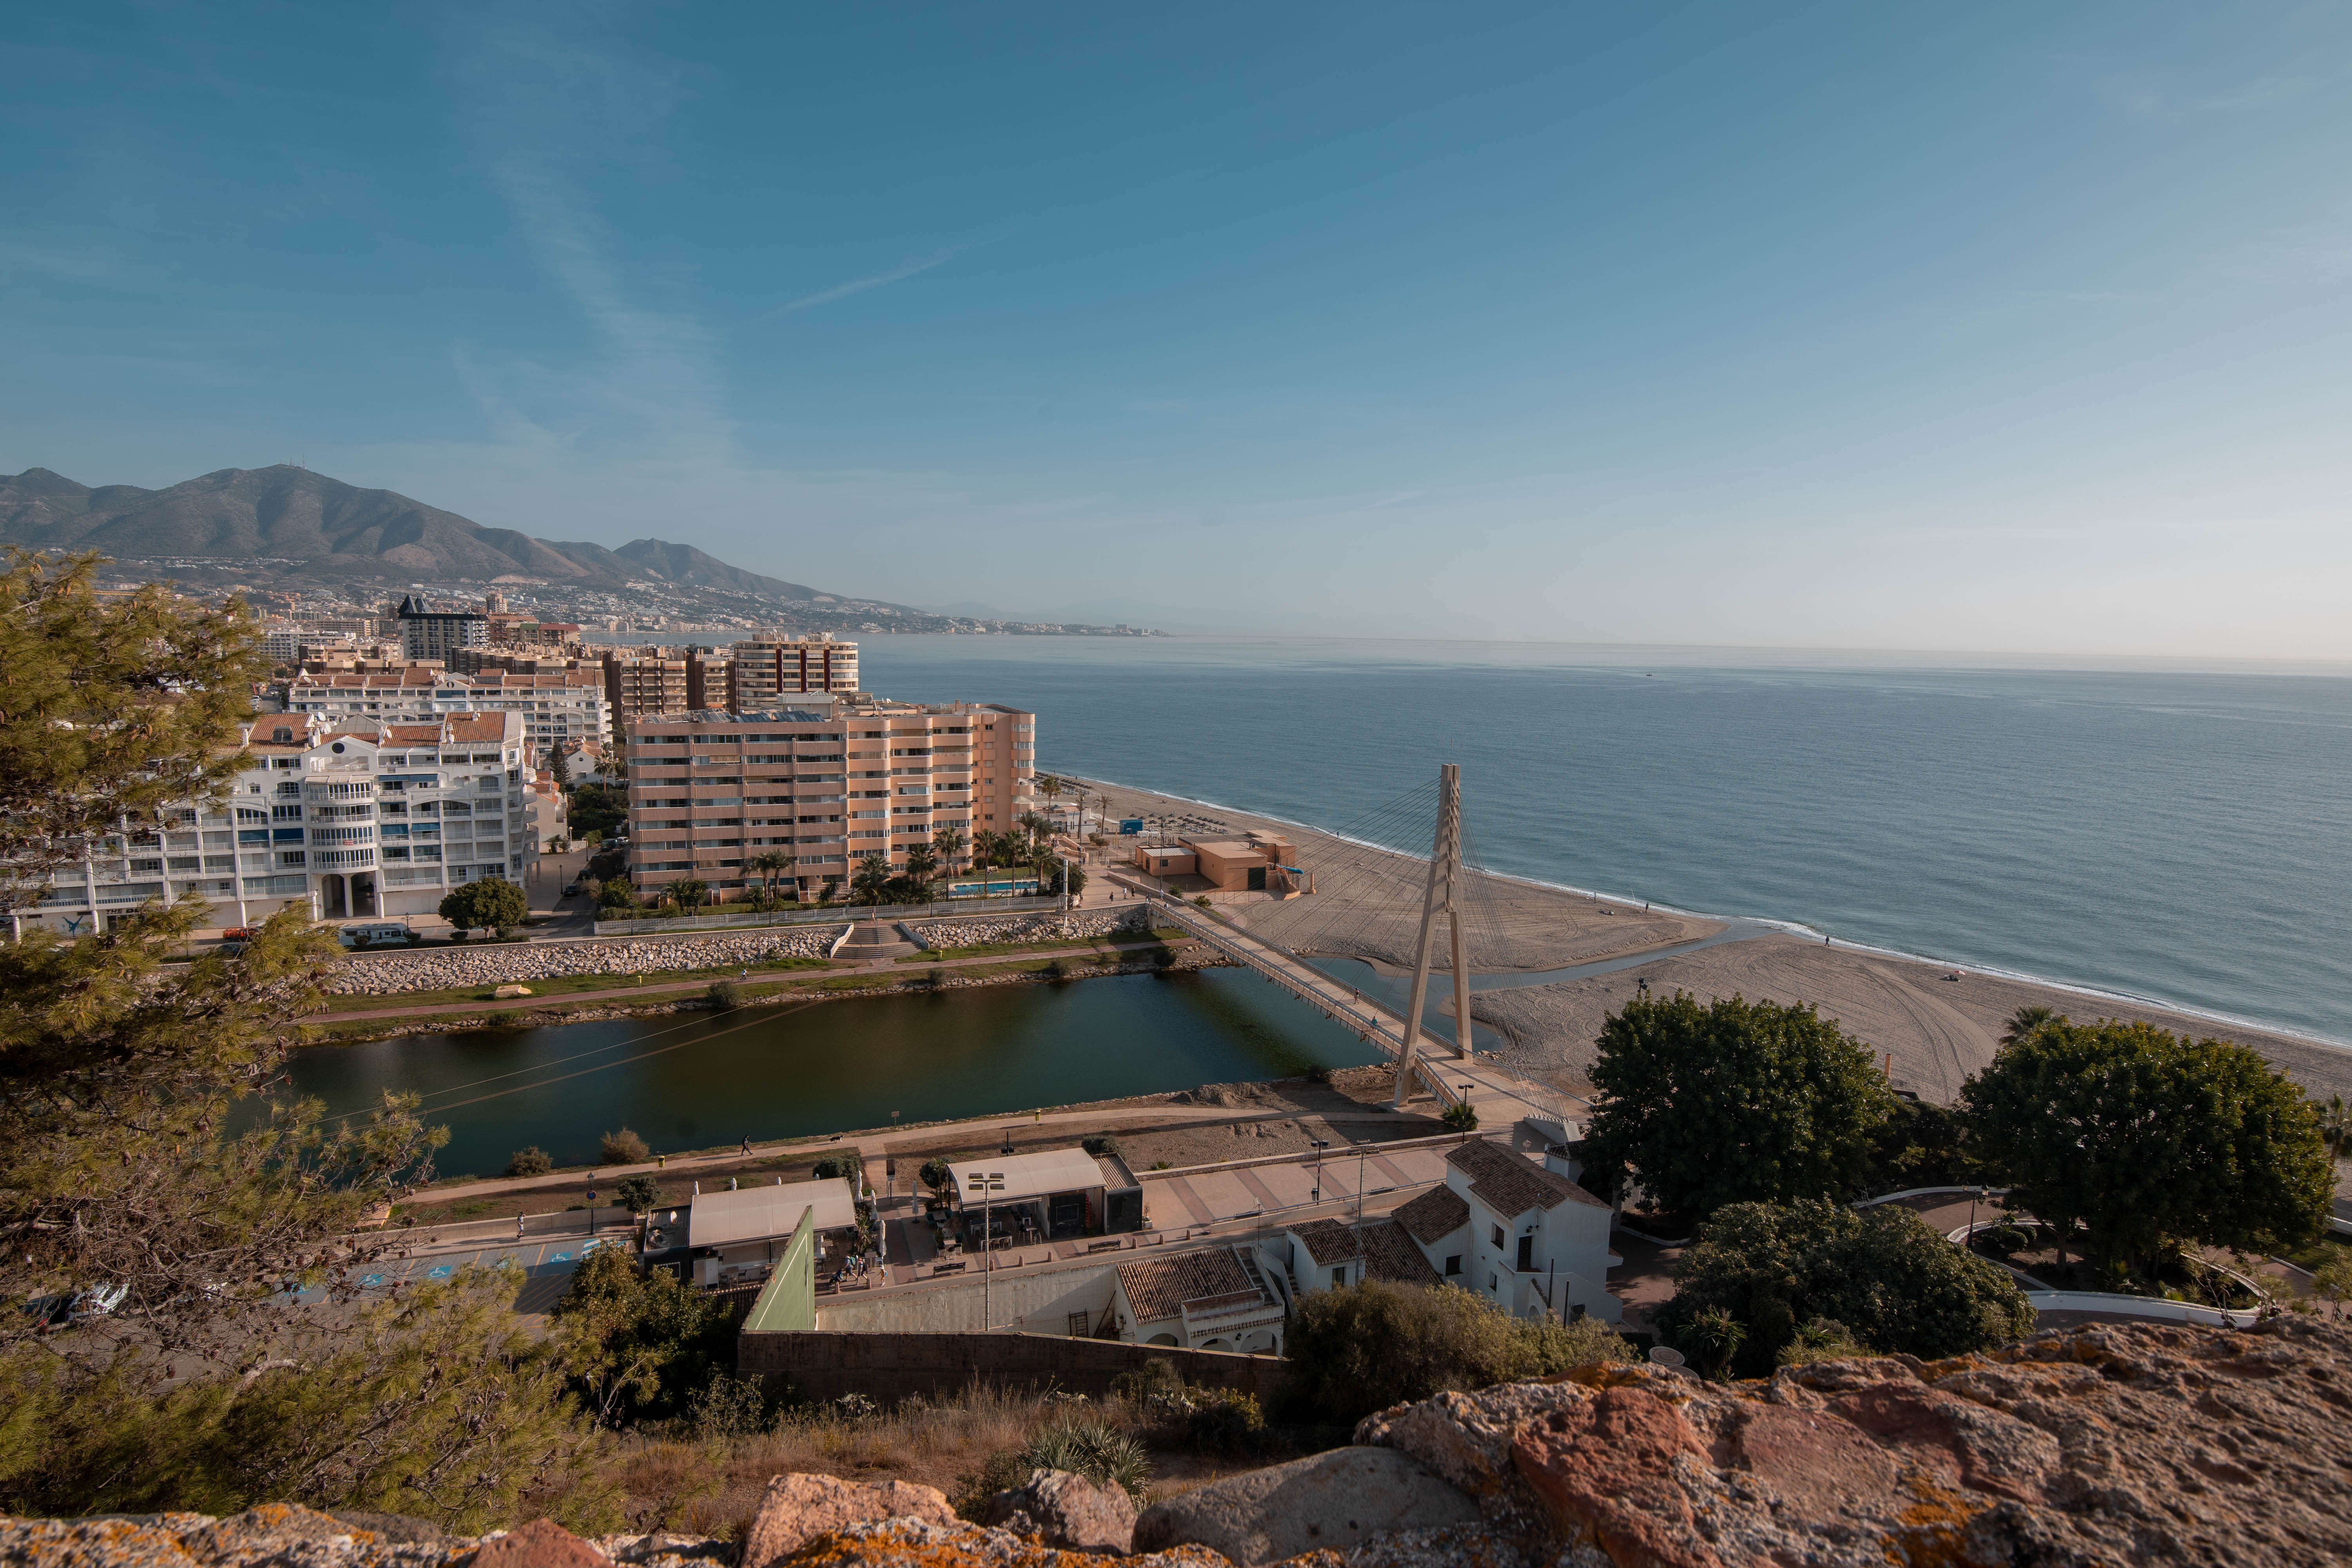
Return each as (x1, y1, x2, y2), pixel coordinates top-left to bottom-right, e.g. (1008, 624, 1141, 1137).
(0, 465, 858, 599)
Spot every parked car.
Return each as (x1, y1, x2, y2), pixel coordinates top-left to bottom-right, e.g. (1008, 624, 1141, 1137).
(338, 922, 415, 949)
(561, 883, 582, 898)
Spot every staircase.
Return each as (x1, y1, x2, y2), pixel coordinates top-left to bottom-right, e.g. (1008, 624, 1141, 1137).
(835, 919, 920, 961)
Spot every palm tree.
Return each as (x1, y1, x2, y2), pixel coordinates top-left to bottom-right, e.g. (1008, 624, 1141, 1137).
(932, 825, 967, 891)
(904, 842, 940, 902)
(851, 851, 892, 917)
(1039, 774, 1063, 831)
(750, 849, 791, 899)
(2318, 1094, 2352, 1166)
(1999, 1006, 2059, 1047)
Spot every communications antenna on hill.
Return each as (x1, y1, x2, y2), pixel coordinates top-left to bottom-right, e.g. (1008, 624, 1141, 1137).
(1394, 762, 1473, 1106)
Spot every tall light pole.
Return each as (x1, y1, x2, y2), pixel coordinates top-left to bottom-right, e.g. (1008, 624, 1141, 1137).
(1355, 1143, 1370, 1230)
(1310, 1139, 1330, 1203)
(967, 1171, 1004, 1330)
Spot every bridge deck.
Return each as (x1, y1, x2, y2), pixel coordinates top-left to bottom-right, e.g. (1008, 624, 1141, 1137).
(1145, 891, 1584, 1128)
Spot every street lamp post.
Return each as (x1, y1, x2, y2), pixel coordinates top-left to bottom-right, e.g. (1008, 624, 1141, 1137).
(967, 1171, 1005, 1329)
(1356, 1143, 1370, 1230)
(1310, 1140, 1330, 1203)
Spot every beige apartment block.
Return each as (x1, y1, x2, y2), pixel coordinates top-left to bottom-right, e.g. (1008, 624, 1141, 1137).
(624, 699, 1035, 897)
(602, 651, 691, 730)
(731, 636, 859, 706)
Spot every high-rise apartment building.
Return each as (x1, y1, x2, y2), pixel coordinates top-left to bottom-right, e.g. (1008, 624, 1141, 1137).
(622, 699, 1035, 898)
(602, 650, 691, 731)
(731, 636, 860, 706)
(395, 595, 488, 662)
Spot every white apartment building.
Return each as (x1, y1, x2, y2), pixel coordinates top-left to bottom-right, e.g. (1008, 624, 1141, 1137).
(624, 699, 1035, 898)
(278, 667, 611, 752)
(11, 711, 533, 936)
(1389, 1139, 1622, 1324)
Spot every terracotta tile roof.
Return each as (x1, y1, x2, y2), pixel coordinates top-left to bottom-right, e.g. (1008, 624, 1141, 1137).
(1446, 1140, 1608, 1217)
(1114, 1247, 1259, 1323)
(1287, 1218, 1361, 1267)
(443, 714, 513, 743)
(1355, 1218, 1444, 1286)
(1391, 1183, 1470, 1244)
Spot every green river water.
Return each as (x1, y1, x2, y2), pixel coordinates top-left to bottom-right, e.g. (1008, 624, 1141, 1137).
(286, 968, 1390, 1179)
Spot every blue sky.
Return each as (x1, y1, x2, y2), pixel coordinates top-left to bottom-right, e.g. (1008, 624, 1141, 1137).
(4, 4, 2350, 655)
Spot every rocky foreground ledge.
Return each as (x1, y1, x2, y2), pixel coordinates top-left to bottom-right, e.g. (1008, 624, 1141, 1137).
(9, 1320, 2348, 1568)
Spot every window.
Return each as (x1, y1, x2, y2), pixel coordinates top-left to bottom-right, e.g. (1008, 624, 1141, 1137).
(1331, 1267, 1347, 1288)
(1490, 1224, 1504, 1248)
(1488, 1274, 1498, 1293)
(1445, 1255, 1462, 1276)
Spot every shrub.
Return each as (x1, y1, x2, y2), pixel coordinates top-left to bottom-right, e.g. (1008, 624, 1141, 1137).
(1178, 1388, 1263, 1457)
(811, 1154, 856, 1182)
(1278, 1281, 1632, 1426)
(707, 980, 743, 1010)
(1774, 1318, 1867, 1368)
(1654, 1198, 2034, 1379)
(688, 1375, 770, 1440)
(615, 1175, 662, 1214)
(1080, 1134, 1122, 1158)
(919, 1157, 952, 1192)
(506, 1146, 554, 1178)
(953, 1419, 1151, 1519)
(600, 1128, 651, 1165)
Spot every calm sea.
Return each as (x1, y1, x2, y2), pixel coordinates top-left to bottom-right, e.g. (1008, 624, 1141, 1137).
(861, 637, 2352, 1046)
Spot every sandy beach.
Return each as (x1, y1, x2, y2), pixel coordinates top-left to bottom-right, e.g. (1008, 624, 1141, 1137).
(1073, 775, 1724, 971)
(1474, 929, 2352, 1108)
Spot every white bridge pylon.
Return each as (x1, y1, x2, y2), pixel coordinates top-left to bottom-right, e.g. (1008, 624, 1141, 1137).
(1393, 761, 1473, 1106)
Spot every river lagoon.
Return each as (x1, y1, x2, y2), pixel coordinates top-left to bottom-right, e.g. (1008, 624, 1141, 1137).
(290, 968, 1385, 1178)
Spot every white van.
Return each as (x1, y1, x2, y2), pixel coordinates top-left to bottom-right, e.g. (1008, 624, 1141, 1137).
(339, 922, 414, 949)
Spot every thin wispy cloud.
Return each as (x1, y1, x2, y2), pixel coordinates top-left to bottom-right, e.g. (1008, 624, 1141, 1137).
(756, 243, 979, 320)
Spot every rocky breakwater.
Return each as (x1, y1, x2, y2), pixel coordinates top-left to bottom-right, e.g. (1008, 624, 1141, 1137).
(327, 931, 843, 997)
(909, 907, 1151, 950)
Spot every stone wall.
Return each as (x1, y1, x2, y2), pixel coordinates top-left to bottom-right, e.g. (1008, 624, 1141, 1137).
(328, 929, 845, 996)
(737, 1327, 1276, 1405)
(908, 905, 1151, 950)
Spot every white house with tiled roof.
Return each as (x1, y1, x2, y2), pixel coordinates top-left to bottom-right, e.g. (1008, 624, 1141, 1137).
(12, 709, 532, 936)
(1391, 1139, 1621, 1324)
(1109, 1246, 1286, 1355)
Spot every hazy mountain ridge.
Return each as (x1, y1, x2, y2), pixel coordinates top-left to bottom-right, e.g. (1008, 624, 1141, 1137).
(0, 465, 889, 608)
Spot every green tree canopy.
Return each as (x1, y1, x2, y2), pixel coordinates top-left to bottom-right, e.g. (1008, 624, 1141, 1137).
(1654, 1199, 2034, 1378)
(1962, 1016, 2332, 1274)
(0, 550, 265, 908)
(438, 876, 529, 935)
(550, 1249, 730, 1429)
(1581, 991, 1896, 1220)
(566, 781, 627, 841)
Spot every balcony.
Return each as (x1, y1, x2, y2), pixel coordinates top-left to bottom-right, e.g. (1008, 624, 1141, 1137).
(303, 779, 376, 802)
(311, 848, 377, 869)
